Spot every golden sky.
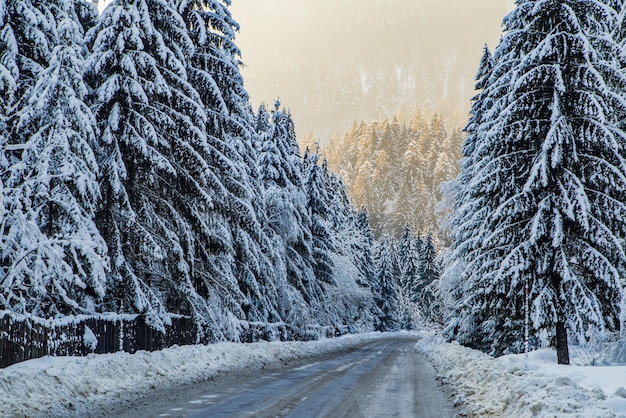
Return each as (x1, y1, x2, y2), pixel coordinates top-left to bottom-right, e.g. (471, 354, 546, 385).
(231, 0, 516, 141)
(97, 0, 517, 140)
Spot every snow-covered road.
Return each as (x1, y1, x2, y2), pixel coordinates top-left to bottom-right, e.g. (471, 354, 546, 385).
(109, 337, 455, 417)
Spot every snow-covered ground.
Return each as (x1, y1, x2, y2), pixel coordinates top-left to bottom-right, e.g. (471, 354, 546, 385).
(417, 333, 626, 417)
(3, 330, 626, 417)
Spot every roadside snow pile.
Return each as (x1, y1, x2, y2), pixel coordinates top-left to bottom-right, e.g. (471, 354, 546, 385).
(417, 334, 626, 417)
(0, 332, 394, 417)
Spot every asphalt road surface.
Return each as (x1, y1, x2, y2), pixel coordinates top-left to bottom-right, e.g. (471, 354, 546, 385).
(114, 337, 456, 418)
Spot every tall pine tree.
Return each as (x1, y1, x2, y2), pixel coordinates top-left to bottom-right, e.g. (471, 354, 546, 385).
(1, 0, 107, 317)
(444, 0, 626, 363)
(257, 103, 320, 310)
(372, 234, 399, 331)
(180, 0, 294, 338)
(85, 0, 215, 331)
(440, 44, 496, 352)
(396, 225, 420, 329)
(303, 149, 336, 287)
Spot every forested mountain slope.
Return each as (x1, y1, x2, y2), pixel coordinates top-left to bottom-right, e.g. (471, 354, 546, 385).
(324, 109, 463, 239)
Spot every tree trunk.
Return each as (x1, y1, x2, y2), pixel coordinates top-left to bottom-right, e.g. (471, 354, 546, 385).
(555, 320, 570, 365)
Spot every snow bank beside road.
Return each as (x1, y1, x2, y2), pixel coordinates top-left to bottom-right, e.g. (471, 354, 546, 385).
(417, 334, 626, 417)
(0, 332, 396, 417)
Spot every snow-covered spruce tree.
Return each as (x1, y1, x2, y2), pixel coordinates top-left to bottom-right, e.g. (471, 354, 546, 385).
(255, 102, 377, 335)
(256, 103, 320, 318)
(1, 0, 107, 317)
(372, 234, 399, 331)
(86, 0, 227, 332)
(180, 0, 296, 338)
(445, 0, 626, 363)
(440, 44, 497, 352)
(326, 172, 368, 289)
(416, 231, 443, 325)
(254, 103, 271, 143)
(354, 209, 376, 289)
(322, 167, 377, 333)
(303, 149, 336, 287)
(396, 225, 420, 329)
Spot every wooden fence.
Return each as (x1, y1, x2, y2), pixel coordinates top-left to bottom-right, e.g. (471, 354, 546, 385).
(0, 314, 196, 369)
(0, 314, 321, 369)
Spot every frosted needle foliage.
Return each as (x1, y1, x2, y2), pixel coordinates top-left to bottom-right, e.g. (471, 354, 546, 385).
(442, 0, 626, 360)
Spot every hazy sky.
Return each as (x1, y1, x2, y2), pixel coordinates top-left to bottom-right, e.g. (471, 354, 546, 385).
(97, 0, 516, 140)
(231, 0, 516, 141)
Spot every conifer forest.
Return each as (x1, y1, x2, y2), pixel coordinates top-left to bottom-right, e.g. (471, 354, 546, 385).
(0, 0, 441, 344)
(2, 0, 626, 368)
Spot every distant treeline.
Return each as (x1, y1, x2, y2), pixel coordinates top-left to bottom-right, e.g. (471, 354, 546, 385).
(323, 108, 464, 239)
